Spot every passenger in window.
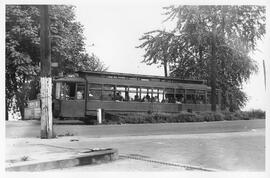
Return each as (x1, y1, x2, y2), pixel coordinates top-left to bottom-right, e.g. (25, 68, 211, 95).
(88, 90, 94, 100)
(134, 94, 140, 102)
(141, 96, 145, 102)
(198, 96, 204, 104)
(162, 97, 169, 103)
(176, 97, 182, 104)
(115, 92, 123, 101)
(89, 91, 93, 97)
(151, 96, 159, 103)
(76, 90, 83, 100)
(60, 93, 65, 100)
(142, 96, 148, 102)
(125, 91, 130, 101)
(155, 96, 159, 102)
(176, 100, 181, 104)
(176, 96, 184, 104)
(145, 93, 150, 101)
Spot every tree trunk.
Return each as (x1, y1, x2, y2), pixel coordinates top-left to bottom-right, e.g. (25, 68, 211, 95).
(210, 30, 217, 111)
(229, 94, 234, 112)
(164, 59, 168, 77)
(19, 104, 24, 120)
(221, 87, 227, 110)
(220, 9, 226, 111)
(17, 94, 26, 120)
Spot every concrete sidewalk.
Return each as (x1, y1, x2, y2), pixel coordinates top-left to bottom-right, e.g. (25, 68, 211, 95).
(5, 137, 118, 171)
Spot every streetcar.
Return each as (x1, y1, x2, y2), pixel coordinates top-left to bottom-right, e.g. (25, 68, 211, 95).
(52, 71, 220, 122)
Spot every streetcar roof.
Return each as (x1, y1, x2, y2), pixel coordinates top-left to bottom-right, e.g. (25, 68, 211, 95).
(54, 76, 85, 83)
(77, 70, 206, 85)
(85, 75, 210, 90)
(54, 71, 211, 90)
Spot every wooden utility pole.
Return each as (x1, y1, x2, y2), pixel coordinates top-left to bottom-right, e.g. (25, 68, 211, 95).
(40, 5, 53, 139)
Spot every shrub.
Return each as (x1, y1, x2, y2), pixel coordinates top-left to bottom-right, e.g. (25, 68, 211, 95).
(194, 112, 225, 122)
(222, 111, 238, 121)
(174, 112, 198, 122)
(244, 109, 265, 119)
(101, 109, 264, 125)
(236, 111, 249, 120)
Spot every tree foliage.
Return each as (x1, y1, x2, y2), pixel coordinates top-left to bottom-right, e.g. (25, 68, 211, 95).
(6, 5, 107, 119)
(138, 5, 265, 111)
(77, 53, 108, 72)
(138, 30, 177, 77)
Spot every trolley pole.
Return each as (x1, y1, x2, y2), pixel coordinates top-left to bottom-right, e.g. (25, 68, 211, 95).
(40, 5, 53, 139)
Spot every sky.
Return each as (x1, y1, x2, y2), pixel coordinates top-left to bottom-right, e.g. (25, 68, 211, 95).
(74, 1, 171, 76)
(71, 1, 268, 111)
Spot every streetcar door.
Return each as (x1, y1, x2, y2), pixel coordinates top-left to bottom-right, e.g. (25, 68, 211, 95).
(54, 81, 86, 118)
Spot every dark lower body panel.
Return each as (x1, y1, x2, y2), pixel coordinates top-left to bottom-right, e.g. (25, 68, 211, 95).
(86, 101, 216, 115)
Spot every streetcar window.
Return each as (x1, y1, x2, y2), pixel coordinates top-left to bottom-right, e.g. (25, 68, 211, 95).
(141, 87, 151, 102)
(68, 83, 76, 99)
(76, 83, 85, 100)
(158, 89, 164, 102)
(175, 89, 184, 103)
(196, 90, 206, 104)
(115, 86, 126, 101)
(186, 89, 196, 104)
(152, 89, 159, 102)
(88, 83, 102, 100)
(129, 87, 140, 101)
(164, 88, 174, 103)
(60, 82, 76, 100)
(102, 84, 115, 101)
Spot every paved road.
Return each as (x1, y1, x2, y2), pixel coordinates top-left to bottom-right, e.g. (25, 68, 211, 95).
(6, 119, 265, 171)
(6, 119, 265, 138)
(47, 130, 264, 171)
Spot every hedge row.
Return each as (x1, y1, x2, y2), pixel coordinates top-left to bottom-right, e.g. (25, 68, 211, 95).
(102, 109, 265, 124)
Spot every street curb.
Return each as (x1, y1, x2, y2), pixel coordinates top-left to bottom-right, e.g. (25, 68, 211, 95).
(6, 148, 118, 171)
(120, 155, 221, 172)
